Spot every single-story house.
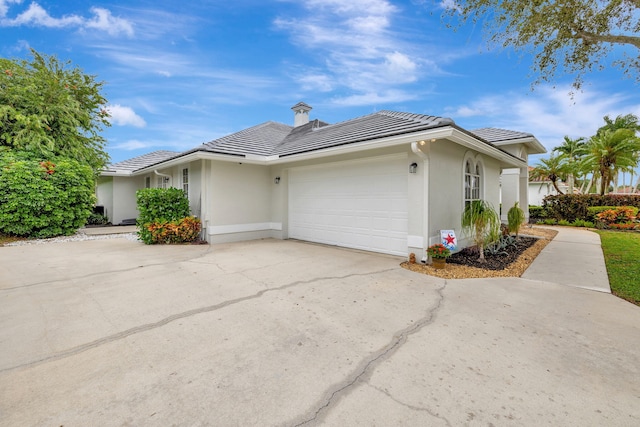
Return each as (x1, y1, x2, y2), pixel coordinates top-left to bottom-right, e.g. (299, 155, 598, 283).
(98, 102, 545, 257)
(527, 166, 569, 206)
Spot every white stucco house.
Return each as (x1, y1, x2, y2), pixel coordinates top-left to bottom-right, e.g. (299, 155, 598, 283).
(527, 167, 569, 206)
(98, 102, 545, 257)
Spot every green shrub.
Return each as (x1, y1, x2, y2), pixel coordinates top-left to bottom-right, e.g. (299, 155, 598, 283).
(528, 205, 547, 219)
(571, 219, 595, 228)
(136, 188, 192, 244)
(557, 219, 571, 226)
(86, 213, 109, 225)
(0, 153, 94, 238)
(544, 194, 640, 222)
(541, 218, 558, 225)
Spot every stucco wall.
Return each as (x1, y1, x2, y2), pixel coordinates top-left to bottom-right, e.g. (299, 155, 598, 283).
(112, 176, 145, 224)
(428, 141, 502, 249)
(205, 161, 273, 243)
(96, 177, 113, 222)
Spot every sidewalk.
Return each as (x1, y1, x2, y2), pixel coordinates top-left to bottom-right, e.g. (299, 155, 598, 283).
(80, 225, 137, 236)
(522, 226, 611, 293)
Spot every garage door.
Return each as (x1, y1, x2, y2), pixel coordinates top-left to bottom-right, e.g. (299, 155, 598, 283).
(288, 154, 408, 256)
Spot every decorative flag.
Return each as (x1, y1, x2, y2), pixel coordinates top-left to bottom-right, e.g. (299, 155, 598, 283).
(440, 230, 457, 251)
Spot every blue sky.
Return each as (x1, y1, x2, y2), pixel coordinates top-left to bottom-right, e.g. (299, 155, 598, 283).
(1, 0, 639, 166)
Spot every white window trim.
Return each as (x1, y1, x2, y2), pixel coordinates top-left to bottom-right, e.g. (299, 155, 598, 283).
(462, 152, 485, 208)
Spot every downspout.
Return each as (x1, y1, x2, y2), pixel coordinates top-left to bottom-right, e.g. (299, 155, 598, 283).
(411, 142, 429, 260)
(200, 159, 208, 242)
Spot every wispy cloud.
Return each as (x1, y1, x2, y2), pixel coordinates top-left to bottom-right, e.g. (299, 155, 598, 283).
(275, 0, 440, 105)
(445, 85, 640, 152)
(106, 104, 146, 128)
(0, 1, 133, 37)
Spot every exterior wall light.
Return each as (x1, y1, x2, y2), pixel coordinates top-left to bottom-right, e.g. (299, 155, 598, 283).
(409, 163, 418, 174)
(274, 176, 281, 184)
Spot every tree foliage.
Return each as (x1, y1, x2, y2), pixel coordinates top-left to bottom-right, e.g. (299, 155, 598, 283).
(0, 152, 95, 238)
(533, 114, 640, 196)
(0, 49, 110, 172)
(443, 0, 640, 90)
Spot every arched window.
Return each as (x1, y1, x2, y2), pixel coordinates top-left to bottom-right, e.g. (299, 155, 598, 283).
(464, 158, 482, 208)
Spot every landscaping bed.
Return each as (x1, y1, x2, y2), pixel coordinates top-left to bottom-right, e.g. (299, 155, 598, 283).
(401, 227, 558, 279)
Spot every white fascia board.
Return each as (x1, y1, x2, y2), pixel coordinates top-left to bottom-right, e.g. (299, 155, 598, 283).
(449, 129, 527, 168)
(269, 127, 455, 165)
(100, 170, 133, 177)
(131, 151, 268, 176)
(492, 137, 547, 155)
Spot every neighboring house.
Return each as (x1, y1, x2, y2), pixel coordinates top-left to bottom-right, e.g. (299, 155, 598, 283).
(98, 102, 545, 257)
(527, 166, 569, 206)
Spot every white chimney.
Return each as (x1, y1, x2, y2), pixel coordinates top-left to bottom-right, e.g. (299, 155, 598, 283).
(291, 102, 312, 127)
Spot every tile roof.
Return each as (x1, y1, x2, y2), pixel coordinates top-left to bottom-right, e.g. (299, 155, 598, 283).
(105, 150, 181, 172)
(111, 110, 531, 173)
(195, 110, 453, 158)
(471, 128, 533, 143)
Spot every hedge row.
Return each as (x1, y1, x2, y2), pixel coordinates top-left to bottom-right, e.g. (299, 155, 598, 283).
(543, 194, 640, 222)
(136, 188, 201, 244)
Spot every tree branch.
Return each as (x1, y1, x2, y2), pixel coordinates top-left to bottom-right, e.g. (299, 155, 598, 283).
(576, 30, 640, 49)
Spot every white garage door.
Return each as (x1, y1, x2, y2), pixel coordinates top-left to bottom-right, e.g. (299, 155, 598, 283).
(288, 154, 408, 256)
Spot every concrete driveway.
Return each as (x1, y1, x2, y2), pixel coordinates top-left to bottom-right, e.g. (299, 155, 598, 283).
(1, 237, 639, 426)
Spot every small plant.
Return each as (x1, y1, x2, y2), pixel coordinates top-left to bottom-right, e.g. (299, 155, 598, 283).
(427, 243, 451, 259)
(558, 219, 571, 226)
(571, 219, 595, 228)
(86, 213, 109, 225)
(542, 218, 558, 225)
(461, 200, 501, 262)
(507, 202, 525, 238)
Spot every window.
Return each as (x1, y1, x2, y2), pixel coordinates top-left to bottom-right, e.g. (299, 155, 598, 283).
(464, 158, 482, 208)
(182, 168, 189, 195)
(145, 176, 151, 188)
(156, 176, 168, 189)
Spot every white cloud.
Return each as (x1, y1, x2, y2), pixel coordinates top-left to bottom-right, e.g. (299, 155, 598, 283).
(106, 105, 146, 128)
(85, 7, 134, 37)
(446, 85, 640, 153)
(0, 0, 22, 17)
(332, 89, 419, 106)
(110, 139, 152, 151)
(275, 0, 428, 103)
(0, 1, 133, 37)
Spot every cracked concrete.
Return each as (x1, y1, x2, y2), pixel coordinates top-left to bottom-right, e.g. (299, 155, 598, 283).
(1, 237, 639, 426)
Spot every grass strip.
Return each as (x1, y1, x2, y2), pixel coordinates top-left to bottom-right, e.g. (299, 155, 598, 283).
(597, 230, 640, 306)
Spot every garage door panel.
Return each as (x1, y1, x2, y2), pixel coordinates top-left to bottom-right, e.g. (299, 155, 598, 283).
(289, 155, 408, 256)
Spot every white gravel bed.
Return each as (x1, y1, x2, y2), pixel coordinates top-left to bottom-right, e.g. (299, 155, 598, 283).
(5, 232, 139, 246)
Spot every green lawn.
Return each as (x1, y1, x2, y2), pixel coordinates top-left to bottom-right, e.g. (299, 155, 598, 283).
(597, 230, 640, 306)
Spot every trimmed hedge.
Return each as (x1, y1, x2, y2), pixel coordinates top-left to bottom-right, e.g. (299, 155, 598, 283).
(0, 153, 95, 238)
(543, 194, 640, 222)
(136, 187, 197, 244)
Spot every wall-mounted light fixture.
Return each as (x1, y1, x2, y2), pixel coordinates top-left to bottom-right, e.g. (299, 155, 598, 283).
(274, 176, 281, 184)
(409, 163, 418, 174)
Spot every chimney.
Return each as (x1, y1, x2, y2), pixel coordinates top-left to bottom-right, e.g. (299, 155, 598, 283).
(291, 102, 312, 127)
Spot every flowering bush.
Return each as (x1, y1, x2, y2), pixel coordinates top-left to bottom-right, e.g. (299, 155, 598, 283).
(596, 207, 638, 226)
(427, 243, 451, 259)
(145, 216, 201, 244)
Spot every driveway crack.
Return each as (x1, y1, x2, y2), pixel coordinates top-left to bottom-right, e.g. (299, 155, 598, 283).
(289, 280, 448, 427)
(0, 268, 399, 374)
(367, 383, 452, 426)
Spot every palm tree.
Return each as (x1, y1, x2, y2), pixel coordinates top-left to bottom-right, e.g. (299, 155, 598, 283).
(529, 154, 568, 195)
(583, 129, 640, 195)
(461, 200, 500, 262)
(553, 136, 586, 194)
(598, 114, 640, 135)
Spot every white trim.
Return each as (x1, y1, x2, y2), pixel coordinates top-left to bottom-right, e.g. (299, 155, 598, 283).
(208, 222, 282, 235)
